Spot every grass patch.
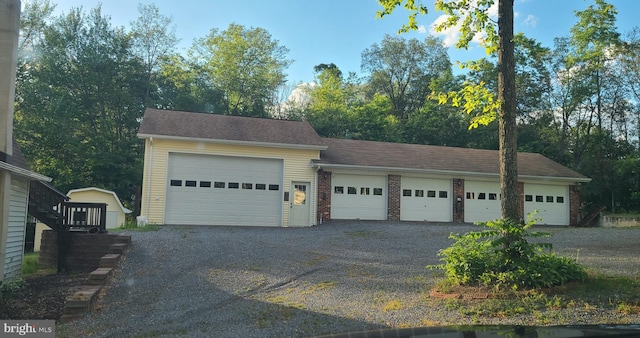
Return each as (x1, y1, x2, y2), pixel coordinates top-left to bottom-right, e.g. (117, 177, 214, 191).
(21, 252, 56, 277)
(22, 252, 39, 275)
(344, 230, 374, 237)
(382, 299, 403, 312)
(112, 222, 160, 232)
(431, 272, 640, 322)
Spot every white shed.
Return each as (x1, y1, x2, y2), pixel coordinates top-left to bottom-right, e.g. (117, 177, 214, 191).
(67, 187, 131, 229)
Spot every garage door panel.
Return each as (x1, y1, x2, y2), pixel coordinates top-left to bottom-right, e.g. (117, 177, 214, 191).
(464, 181, 501, 223)
(166, 153, 282, 226)
(401, 177, 452, 222)
(524, 184, 568, 225)
(332, 174, 386, 220)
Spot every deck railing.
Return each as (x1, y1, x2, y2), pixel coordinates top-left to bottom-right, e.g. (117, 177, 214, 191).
(61, 202, 107, 233)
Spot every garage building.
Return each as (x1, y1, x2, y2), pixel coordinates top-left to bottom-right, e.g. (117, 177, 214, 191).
(138, 109, 590, 227)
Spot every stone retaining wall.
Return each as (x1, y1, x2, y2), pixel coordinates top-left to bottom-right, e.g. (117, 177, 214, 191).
(39, 230, 128, 272)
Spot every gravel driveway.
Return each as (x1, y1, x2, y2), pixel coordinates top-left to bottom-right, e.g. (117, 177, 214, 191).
(60, 221, 640, 337)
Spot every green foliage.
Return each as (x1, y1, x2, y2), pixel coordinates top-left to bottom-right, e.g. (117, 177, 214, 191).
(114, 221, 160, 232)
(22, 252, 40, 276)
(189, 23, 291, 117)
(0, 278, 26, 299)
(430, 217, 587, 289)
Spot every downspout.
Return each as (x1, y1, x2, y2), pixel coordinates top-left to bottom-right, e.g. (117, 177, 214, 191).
(315, 165, 321, 225)
(144, 137, 153, 222)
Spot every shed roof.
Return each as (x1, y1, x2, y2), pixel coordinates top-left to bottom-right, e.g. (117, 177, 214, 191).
(67, 187, 132, 214)
(315, 138, 590, 182)
(137, 109, 326, 149)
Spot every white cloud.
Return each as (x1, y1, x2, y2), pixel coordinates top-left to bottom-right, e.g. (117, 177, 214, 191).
(524, 14, 538, 28)
(429, 0, 498, 49)
(417, 25, 427, 34)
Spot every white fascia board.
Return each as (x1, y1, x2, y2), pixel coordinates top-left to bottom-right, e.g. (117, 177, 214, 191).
(0, 161, 52, 182)
(137, 133, 328, 151)
(313, 163, 591, 184)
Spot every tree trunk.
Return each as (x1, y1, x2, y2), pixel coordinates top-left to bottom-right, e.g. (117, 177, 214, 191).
(498, 0, 519, 221)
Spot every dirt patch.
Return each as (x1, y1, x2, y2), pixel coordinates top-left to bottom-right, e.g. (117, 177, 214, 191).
(0, 273, 87, 321)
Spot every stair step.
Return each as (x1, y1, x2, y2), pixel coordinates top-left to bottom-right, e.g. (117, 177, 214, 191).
(99, 254, 121, 268)
(109, 243, 128, 254)
(87, 267, 113, 285)
(115, 235, 131, 244)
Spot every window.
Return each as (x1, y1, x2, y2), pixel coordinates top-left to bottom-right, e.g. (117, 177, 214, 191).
(347, 187, 357, 194)
(546, 196, 554, 203)
(536, 195, 543, 202)
(373, 188, 383, 196)
(439, 191, 448, 198)
(228, 182, 239, 189)
(488, 193, 497, 200)
(403, 189, 412, 197)
(214, 182, 225, 188)
(361, 187, 370, 195)
(242, 183, 253, 189)
(556, 196, 564, 203)
(256, 184, 266, 190)
(268, 184, 280, 191)
(427, 190, 436, 198)
(466, 192, 475, 200)
(415, 190, 424, 197)
(334, 186, 344, 194)
(294, 184, 306, 205)
(478, 193, 486, 200)
(525, 195, 533, 202)
(200, 181, 211, 188)
(185, 180, 197, 187)
(170, 180, 182, 187)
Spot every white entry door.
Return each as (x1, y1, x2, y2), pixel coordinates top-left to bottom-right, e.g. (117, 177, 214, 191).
(289, 182, 310, 226)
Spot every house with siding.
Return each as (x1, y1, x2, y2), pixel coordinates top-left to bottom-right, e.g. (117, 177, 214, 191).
(137, 109, 590, 227)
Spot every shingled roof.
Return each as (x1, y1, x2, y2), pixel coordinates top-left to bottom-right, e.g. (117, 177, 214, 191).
(315, 138, 590, 182)
(137, 109, 326, 149)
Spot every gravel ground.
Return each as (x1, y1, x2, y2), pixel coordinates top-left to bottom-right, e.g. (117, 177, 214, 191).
(59, 221, 640, 337)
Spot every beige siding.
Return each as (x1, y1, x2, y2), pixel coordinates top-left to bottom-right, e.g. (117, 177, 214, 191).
(68, 190, 127, 228)
(4, 178, 28, 280)
(140, 138, 320, 226)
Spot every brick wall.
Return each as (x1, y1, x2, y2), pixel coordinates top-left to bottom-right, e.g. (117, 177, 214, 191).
(39, 230, 125, 272)
(317, 170, 332, 222)
(387, 175, 401, 221)
(569, 185, 581, 226)
(452, 179, 465, 222)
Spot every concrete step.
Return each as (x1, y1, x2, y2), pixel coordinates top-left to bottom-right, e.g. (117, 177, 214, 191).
(115, 235, 131, 244)
(99, 253, 121, 268)
(109, 242, 128, 254)
(86, 267, 113, 285)
(60, 285, 102, 323)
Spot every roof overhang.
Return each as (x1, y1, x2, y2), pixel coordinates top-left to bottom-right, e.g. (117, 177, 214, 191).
(0, 161, 52, 182)
(312, 163, 592, 184)
(137, 133, 328, 151)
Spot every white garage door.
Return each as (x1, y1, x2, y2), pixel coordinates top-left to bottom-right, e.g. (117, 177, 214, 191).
(465, 181, 501, 223)
(401, 177, 452, 222)
(165, 153, 283, 226)
(332, 174, 386, 220)
(524, 184, 569, 225)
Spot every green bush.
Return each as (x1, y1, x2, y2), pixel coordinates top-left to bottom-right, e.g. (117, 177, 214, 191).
(430, 216, 587, 290)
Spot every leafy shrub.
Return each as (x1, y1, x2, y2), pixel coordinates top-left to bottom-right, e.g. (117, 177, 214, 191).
(430, 216, 587, 290)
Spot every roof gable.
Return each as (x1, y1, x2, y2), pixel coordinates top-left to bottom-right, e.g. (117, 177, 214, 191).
(316, 138, 589, 181)
(137, 109, 326, 149)
(67, 187, 131, 214)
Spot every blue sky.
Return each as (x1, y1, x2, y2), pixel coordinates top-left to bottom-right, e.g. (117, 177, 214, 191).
(46, 0, 640, 85)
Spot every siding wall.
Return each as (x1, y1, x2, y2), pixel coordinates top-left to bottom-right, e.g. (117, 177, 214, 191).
(3, 178, 28, 280)
(68, 190, 127, 228)
(140, 138, 320, 226)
